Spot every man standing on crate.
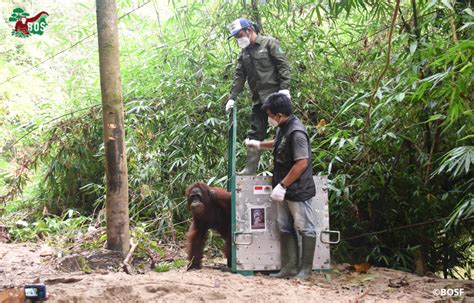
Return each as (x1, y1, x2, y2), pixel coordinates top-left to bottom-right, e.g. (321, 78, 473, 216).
(244, 92, 316, 279)
(226, 18, 291, 175)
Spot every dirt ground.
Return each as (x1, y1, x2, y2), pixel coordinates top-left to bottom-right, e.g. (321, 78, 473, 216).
(0, 243, 472, 303)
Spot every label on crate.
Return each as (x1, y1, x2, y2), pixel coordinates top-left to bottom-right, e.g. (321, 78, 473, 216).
(253, 185, 272, 195)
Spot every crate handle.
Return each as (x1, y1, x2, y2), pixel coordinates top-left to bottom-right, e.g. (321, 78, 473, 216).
(320, 230, 340, 244)
(233, 232, 253, 245)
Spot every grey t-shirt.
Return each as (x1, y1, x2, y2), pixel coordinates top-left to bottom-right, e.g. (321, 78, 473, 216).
(291, 131, 309, 161)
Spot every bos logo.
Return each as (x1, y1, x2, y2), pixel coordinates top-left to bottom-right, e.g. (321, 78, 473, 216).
(8, 8, 49, 38)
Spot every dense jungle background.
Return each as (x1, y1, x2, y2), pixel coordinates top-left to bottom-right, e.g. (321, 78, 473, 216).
(0, 0, 472, 280)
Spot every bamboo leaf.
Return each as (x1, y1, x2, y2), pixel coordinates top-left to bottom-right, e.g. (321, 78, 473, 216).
(409, 41, 417, 54)
(440, 0, 454, 11)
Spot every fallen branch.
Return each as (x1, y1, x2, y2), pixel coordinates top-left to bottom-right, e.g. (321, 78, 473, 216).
(123, 239, 138, 274)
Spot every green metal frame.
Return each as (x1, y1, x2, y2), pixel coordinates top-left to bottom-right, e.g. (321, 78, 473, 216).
(227, 107, 254, 275)
(226, 106, 237, 273)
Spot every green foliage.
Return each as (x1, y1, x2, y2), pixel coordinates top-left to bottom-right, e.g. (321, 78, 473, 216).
(131, 223, 166, 260)
(434, 146, 474, 179)
(154, 259, 187, 273)
(1, 0, 472, 278)
(8, 210, 90, 243)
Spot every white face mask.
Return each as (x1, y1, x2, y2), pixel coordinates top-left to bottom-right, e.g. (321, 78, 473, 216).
(268, 116, 279, 128)
(237, 37, 250, 49)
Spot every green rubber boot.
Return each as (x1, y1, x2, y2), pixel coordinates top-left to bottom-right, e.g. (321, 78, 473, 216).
(295, 236, 316, 279)
(270, 233, 298, 278)
(237, 148, 260, 175)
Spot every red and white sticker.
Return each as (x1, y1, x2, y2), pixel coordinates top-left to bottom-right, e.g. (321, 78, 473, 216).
(253, 185, 272, 195)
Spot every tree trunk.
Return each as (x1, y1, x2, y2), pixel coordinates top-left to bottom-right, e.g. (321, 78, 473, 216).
(96, 0, 130, 257)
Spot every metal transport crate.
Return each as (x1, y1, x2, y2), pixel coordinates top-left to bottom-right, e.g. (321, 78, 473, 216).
(234, 175, 339, 272)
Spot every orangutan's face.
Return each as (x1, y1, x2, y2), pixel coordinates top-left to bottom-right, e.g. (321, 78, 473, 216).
(188, 187, 207, 218)
(21, 17, 26, 24)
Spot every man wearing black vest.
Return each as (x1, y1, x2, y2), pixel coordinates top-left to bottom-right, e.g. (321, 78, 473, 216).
(244, 92, 316, 279)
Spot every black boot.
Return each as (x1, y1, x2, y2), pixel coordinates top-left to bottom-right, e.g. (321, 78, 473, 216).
(295, 236, 316, 279)
(270, 233, 298, 278)
(237, 149, 260, 175)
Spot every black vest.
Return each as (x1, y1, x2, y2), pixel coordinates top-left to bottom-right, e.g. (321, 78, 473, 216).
(273, 115, 316, 201)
